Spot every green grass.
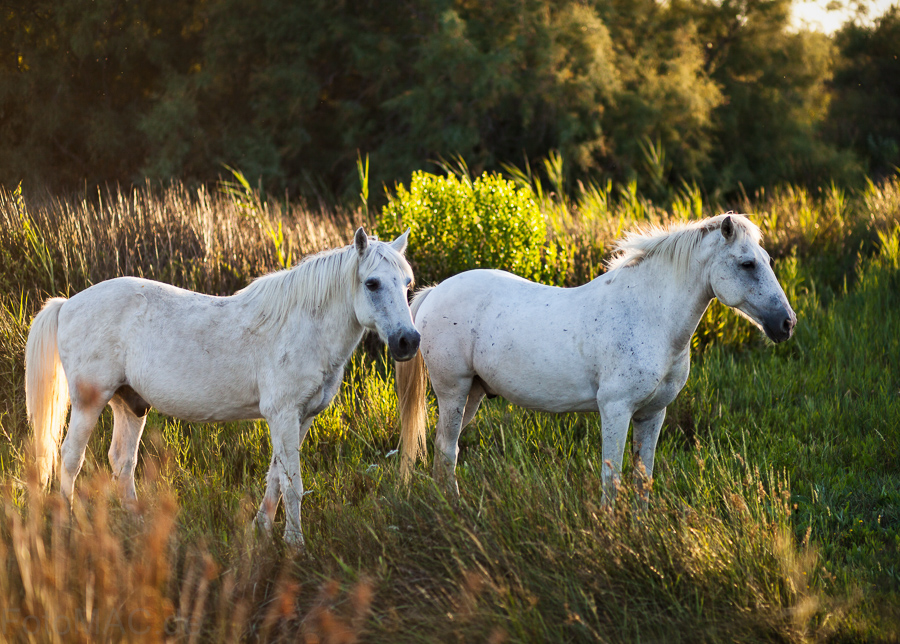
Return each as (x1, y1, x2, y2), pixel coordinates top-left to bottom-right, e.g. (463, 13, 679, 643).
(671, 241, 900, 639)
(0, 177, 898, 641)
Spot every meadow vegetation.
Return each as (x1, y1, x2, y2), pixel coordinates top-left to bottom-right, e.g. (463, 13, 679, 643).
(0, 167, 898, 641)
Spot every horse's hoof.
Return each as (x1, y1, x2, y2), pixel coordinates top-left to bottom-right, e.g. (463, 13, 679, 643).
(254, 513, 274, 538)
(283, 529, 306, 549)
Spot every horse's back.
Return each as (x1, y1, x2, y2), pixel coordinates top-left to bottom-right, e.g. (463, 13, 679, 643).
(60, 276, 201, 324)
(417, 269, 565, 317)
(54, 276, 264, 421)
(57, 277, 225, 359)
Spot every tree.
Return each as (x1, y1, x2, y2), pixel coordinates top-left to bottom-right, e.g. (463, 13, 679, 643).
(681, 0, 861, 194)
(828, 6, 900, 178)
(0, 0, 202, 191)
(0, 0, 866, 197)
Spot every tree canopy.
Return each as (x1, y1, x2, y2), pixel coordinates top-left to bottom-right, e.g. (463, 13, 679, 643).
(0, 0, 894, 198)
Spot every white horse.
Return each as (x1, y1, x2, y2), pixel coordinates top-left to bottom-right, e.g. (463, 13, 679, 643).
(26, 227, 419, 546)
(397, 214, 795, 504)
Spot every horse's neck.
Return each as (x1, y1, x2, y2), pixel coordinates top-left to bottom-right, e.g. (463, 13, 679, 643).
(263, 290, 364, 369)
(623, 258, 713, 353)
(666, 276, 713, 353)
(313, 297, 365, 364)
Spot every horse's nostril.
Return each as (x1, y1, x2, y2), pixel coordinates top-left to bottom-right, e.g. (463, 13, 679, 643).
(398, 337, 409, 352)
(780, 316, 795, 337)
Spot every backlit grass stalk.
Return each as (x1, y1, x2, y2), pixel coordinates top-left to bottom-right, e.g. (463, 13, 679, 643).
(0, 181, 353, 300)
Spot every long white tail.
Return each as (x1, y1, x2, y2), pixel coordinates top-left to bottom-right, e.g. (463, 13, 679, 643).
(25, 297, 70, 487)
(397, 287, 434, 482)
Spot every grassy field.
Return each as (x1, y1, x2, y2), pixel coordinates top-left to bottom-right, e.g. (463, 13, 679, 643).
(0, 174, 898, 642)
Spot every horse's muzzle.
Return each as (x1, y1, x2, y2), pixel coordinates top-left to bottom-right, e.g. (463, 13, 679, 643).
(389, 328, 421, 361)
(763, 309, 796, 343)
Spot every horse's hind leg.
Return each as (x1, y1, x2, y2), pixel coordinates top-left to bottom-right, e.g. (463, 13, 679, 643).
(433, 379, 487, 496)
(59, 380, 113, 506)
(432, 377, 479, 498)
(108, 392, 149, 505)
(461, 379, 486, 429)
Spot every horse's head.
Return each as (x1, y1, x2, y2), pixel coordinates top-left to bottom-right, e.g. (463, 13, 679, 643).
(707, 215, 796, 343)
(352, 227, 420, 360)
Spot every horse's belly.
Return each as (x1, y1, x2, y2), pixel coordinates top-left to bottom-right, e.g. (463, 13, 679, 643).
(477, 362, 599, 413)
(131, 363, 262, 422)
(127, 322, 265, 422)
(146, 392, 262, 423)
(473, 338, 600, 413)
(499, 387, 599, 413)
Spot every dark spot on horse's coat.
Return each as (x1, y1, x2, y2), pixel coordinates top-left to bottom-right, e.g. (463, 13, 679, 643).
(75, 380, 101, 409)
(115, 385, 151, 417)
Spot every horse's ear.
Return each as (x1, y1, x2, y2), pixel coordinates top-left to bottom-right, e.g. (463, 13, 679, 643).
(354, 227, 369, 256)
(721, 215, 734, 241)
(390, 228, 410, 254)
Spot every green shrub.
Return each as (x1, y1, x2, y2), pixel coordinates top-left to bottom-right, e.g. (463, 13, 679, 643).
(377, 171, 567, 286)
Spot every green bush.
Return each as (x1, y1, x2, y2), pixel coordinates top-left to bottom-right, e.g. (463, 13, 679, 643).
(377, 171, 567, 286)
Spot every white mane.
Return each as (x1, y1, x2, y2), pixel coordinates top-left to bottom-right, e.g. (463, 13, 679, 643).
(237, 240, 412, 329)
(606, 214, 762, 280)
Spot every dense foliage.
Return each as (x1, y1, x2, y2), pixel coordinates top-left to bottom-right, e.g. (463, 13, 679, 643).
(828, 5, 900, 177)
(377, 170, 567, 285)
(3, 0, 897, 198)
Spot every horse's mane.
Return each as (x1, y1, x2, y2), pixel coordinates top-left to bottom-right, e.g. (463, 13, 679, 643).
(237, 240, 412, 329)
(606, 214, 762, 280)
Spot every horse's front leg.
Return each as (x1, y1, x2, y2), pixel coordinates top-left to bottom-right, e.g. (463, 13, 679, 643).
(598, 400, 632, 508)
(255, 451, 281, 537)
(632, 409, 666, 510)
(264, 411, 314, 548)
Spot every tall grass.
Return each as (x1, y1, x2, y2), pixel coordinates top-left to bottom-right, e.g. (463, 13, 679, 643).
(0, 173, 898, 640)
(0, 181, 352, 299)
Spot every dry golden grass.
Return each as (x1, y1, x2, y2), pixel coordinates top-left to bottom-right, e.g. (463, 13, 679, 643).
(0, 181, 355, 300)
(0, 452, 381, 643)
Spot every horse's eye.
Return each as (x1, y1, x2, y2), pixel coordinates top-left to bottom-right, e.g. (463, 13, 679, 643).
(365, 278, 380, 291)
(741, 260, 756, 270)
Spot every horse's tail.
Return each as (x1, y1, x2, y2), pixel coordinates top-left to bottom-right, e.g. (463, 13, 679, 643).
(25, 297, 70, 488)
(397, 286, 434, 482)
